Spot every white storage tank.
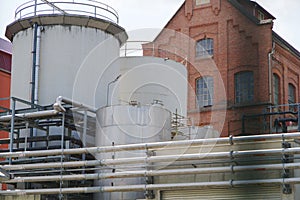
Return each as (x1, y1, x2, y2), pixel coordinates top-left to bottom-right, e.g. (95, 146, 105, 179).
(95, 104, 171, 200)
(6, 0, 127, 108)
(109, 56, 188, 117)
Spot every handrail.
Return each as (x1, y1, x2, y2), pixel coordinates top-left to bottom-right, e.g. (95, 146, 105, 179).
(121, 41, 189, 64)
(15, 0, 119, 24)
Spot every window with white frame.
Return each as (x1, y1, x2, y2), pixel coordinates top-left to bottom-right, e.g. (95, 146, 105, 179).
(257, 10, 265, 20)
(195, 0, 210, 6)
(196, 76, 214, 107)
(235, 71, 254, 104)
(196, 38, 214, 57)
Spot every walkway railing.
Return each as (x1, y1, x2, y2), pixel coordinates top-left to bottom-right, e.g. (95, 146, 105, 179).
(15, 0, 119, 24)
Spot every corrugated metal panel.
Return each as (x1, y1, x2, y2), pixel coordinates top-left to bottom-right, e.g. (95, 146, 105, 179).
(161, 186, 281, 200)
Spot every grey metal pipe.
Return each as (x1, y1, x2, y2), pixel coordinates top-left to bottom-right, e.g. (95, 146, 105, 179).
(32, 26, 41, 147)
(268, 42, 275, 104)
(31, 23, 38, 105)
(9, 99, 16, 165)
(1, 132, 300, 158)
(2, 178, 300, 195)
(55, 96, 96, 113)
(3, 146, 300, 171)
(0, 110, 59, 122)
(34, 25, 41, 105)
(5, 162, 300, 184)
(2, 160, 101, 171)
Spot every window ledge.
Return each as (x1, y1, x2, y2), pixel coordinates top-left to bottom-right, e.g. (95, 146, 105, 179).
(195, 55, 214, 61)
(229, 102, 271, 109)
(188, 105, 212, 114)
(195, 4, 211, 9)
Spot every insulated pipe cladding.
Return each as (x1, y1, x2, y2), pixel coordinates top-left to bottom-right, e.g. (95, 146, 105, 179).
(2, 178, 300, 195)
(0, 132, 299, 158)
(5, 162, 300, 184)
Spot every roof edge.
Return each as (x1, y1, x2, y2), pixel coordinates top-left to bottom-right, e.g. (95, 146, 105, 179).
(0, 38, 12, 54)
(5, 14, 128, 46)
(272, 31, 300, 59)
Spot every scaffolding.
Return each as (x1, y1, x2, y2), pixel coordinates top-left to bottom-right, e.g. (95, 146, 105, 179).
(0, 97, 300, 199)
(0, 96, 96, 200)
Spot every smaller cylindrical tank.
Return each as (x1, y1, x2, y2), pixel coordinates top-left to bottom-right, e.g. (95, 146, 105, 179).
(95, 104, 171, 200)
(108, 56, 188, 117)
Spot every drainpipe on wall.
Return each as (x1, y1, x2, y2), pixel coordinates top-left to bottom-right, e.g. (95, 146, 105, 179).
(31, 23, 38, 106)
(31, 24, 42, 105)
(268, 42, 275, 104)
(31, 23, 42, 148)
(34, 26, 42, 105)
(268, 42, 275, 133)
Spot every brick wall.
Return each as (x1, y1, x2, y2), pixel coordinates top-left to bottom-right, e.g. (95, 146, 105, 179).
(144, 0, 300, 137)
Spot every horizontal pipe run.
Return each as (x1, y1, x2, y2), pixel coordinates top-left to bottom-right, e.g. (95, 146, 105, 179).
(5, 162, 300, 183)
(56, 96, 96, 113)
(3, 160, 102, 171)
(0, 110, 59, 122)
(1, 132, 300, 158)
(56, 146, 300, 166)
(2, 177, 300, 195)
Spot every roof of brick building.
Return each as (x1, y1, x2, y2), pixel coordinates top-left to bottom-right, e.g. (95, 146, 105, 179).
(0, 38, 12, 55)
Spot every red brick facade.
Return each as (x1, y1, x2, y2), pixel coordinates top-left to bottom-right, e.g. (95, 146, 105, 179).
(143, 0, 300, 136)
(0, 38, 11, 190)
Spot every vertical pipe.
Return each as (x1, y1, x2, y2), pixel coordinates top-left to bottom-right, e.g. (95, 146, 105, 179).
(34, 0, 37, 16)
(83, 109, 87, 149)
(59, 113, 65, 200)
(268, 42, 275, 104)
(34, 26, 41, 105)
(82, 109, 87, 182)
(297, 104, 300, 132)
(31, 23, 38, 106)
(9, 99, 16, 165)
(31, 23, 41, 148)
(268, 43, 275, 133)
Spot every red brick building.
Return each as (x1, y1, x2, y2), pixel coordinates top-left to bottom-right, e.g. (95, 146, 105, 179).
(0, 38, 12, 147)
(0, 38, 12, 109)
(144, 0, 300, 136)
(0, 38, 11, 190)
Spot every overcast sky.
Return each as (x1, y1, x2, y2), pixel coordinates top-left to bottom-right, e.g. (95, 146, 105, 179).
(1, 0, 300, 50)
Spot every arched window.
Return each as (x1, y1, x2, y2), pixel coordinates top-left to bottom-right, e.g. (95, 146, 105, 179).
(273, 74, 280, 105)
(235, 71, 254, 104)
(196, 76, 214, 107)
(196, 38, 214, 57)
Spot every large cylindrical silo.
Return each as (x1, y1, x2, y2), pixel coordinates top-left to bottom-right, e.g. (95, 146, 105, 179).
(6, 1, 127, 108)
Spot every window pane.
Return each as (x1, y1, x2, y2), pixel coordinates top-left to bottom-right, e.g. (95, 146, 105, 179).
(235, 71, 254, 104)
(273, 74, 280, 105)
(195, 0, 210, 6)
(196, 38, 214, 57)
(288, 83, 296, 104)
(196, 76, 214, 107)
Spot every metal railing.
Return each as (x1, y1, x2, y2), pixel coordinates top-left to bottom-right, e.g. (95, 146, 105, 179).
(120, 40, 188, 64)
(242, 103, 300, 134)
(15, 0, 119, 24)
